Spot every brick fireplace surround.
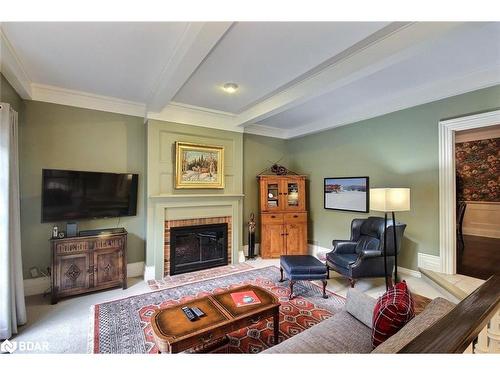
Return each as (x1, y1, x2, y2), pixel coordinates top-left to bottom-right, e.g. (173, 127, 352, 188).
(164, 216, 232, 276)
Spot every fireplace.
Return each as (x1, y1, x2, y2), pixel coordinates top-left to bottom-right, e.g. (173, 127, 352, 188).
(164, 216, 232, 276)
(169, 223, 228, 275)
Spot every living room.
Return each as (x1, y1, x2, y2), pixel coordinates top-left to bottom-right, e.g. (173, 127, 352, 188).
(1, 1, 500, 373)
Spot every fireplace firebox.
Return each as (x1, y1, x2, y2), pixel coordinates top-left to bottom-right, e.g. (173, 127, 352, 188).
(169, 223, 228, 275)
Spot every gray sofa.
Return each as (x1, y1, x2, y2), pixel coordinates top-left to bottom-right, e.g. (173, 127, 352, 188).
(263, 288, 455, 353)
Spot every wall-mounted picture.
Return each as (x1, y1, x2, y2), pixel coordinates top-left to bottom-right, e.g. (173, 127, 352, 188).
(324, 176, 369, 213)
(175, 142, 224, 189)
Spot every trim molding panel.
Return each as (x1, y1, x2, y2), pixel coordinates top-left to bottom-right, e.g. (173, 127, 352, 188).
(438, 109, 500, 274)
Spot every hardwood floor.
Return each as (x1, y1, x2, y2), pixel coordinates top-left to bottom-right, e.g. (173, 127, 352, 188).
(457, 235, 500, 280)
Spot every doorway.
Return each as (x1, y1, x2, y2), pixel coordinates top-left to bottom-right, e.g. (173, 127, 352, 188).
(438, 109, 500, 275)
(455, 125, 500, 279)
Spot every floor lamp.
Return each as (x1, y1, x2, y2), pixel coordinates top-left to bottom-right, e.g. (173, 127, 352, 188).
(370, 188, 411, 290)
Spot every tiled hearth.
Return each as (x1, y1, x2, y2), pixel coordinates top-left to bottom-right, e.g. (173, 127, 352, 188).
(164, 216, 232, 276)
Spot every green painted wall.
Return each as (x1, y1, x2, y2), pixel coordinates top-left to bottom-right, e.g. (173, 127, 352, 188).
(20, 100, 146, 278)
(242, 134, 288, 247)
(1, 73, 24, 117)
(8, 70, 500, 277)
(287, 85, 500, 270)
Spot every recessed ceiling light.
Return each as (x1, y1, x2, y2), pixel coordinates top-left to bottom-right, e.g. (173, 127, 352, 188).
(222, 83, 239, 94)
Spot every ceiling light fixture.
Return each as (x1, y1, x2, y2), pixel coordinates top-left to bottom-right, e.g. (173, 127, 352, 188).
(222, 82, 239, 94)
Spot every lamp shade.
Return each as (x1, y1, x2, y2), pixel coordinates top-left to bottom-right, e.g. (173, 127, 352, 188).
(370, 188, 411, 212)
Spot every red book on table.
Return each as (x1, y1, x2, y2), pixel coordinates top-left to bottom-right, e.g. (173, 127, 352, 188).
(230, 290, 262, 307)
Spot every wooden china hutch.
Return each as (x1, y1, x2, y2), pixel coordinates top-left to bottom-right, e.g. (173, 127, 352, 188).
(258, 175, 308, 258)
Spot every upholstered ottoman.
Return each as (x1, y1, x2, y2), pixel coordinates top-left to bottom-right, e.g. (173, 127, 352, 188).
(279, 255, 328, 299)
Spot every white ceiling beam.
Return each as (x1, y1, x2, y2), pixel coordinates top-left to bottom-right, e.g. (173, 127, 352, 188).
(0, 27, 32, 99)
(233, 22, 466, 127)
(285, 65, 500, 139)
(146, 22, 233, 112)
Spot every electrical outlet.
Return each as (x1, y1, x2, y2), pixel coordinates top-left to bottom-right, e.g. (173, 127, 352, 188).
(29, 267, 40, 278)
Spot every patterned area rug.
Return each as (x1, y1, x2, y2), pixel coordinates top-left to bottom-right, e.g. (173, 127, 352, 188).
(146, 263, 254, 291)
(89, 266, 345, 354)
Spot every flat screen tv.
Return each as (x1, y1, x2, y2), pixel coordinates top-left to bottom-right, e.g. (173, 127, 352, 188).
(41, 169, 138, 222)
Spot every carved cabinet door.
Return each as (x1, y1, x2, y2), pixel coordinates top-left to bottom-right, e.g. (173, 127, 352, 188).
(262, 223, 285, 258)
(93, 248, 123, 289)
(285, 223, 307, 255)
(57, 253, 90, 294)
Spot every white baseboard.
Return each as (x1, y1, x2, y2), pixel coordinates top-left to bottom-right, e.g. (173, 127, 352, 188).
(24, 277, 50, 297)
(418, 253, 442, 272)
(127, 261, 145, 278)
(398, 267, 422, 278)
(308, 243, 331, 259)
(23, 261, 145, 297)
(241, 243, 261, 256)
(144, 265, 156, 281)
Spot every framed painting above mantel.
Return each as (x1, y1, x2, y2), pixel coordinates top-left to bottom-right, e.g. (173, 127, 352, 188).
(324, 176, 369, 213)
(175, 142, 224, 189)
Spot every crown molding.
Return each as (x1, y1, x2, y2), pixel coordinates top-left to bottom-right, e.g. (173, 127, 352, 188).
(0, 28, 32, 99)
(243, 123, 289, 139)
(286, 65, 500, 139)
(31, 83, 146, 117)
(147, 101, 243, 133)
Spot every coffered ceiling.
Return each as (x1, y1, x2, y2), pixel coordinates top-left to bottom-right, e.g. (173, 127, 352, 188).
(1, 21, 499, 138)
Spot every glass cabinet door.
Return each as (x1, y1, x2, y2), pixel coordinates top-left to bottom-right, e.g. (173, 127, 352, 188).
(265, 181, 280, 210)
(287, 182, 300, 208)
(283, 179, 305, 211)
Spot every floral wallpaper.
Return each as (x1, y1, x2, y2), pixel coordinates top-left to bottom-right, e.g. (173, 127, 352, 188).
(456, 137, 499, 202)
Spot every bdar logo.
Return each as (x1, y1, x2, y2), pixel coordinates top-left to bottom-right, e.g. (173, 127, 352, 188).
(1, 339, 17, 353)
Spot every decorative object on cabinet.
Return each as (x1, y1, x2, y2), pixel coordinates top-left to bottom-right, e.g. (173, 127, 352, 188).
(270, 163, 289, 175)
(324, 176, 369, 213)
(50, 228, 127, 304)
(370, 188, 411, 289)
(175, 142, 224, 189)
(258, 159, 300, 177)
(258, 175, 308, 258)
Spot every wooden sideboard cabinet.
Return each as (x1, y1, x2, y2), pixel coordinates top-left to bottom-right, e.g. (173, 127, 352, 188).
(258, 175, 308, 258)
(50, 230, 127, 304)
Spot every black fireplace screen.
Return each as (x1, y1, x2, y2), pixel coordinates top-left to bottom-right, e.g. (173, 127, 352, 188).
(170, 223, 228, 275)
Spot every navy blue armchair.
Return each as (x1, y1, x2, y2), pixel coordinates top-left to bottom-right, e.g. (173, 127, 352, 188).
(326, 216, 406, 287)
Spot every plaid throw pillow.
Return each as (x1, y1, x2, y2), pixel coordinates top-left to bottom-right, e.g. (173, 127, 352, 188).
(371, 280, 415, 348)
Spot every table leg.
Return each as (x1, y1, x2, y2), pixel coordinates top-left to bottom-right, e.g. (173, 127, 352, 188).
(322, 279, 328, 299)
(289, 280, 295, 299)
(273, 311, 280, 345)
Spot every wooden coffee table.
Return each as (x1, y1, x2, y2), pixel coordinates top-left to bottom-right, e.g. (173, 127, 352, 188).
(150, 285, 280, 353)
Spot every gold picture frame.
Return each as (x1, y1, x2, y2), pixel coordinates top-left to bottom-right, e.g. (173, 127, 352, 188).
(175, 142, 225, 189)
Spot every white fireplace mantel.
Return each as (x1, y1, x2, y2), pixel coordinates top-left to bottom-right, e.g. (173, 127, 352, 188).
(145, 195, 243, 280)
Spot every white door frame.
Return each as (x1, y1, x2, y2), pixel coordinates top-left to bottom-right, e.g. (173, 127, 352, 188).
(439, 109, 500, 274)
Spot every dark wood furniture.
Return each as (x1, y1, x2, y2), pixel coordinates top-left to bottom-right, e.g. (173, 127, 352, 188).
(456, 201, 467, 250)
(279, 255, 328, 300)
(150, 285, 280, 353)
(50, 229, 127, 304)
(258, 175, 308, 258)
(399, 274, 500, 353)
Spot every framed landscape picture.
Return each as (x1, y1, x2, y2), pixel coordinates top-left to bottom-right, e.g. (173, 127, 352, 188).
(324, 176, 369, 213)
(175, 142, 224, 189)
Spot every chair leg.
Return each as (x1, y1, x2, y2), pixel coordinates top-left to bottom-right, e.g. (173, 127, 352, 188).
(349, 278, 356, 288)
(289, 280, 295, 300)
(326, 265, 330, 279)
(279, 267, 284, 282)
(322, 280, 328, 299)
